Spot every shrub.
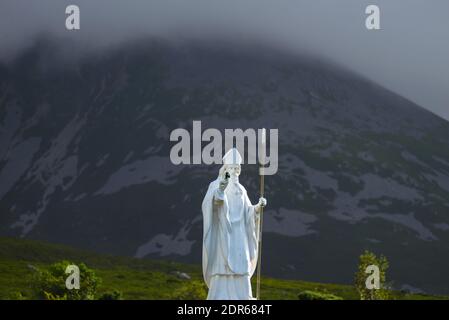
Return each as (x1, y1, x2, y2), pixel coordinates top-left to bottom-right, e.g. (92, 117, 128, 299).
(9, 292, 27, 300)
(31, 260, 100, 300)
(170, 281, 207, 300)
(354, 250, 390, 300)
(98, 290, 123, 300)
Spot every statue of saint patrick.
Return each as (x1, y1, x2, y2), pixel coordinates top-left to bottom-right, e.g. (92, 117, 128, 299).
(202, 148, 267, 300)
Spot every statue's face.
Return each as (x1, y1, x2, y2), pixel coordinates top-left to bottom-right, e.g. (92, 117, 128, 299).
(227, 165, 241, 178)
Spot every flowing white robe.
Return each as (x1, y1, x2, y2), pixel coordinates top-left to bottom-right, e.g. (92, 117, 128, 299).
(202, 177, 260, 300)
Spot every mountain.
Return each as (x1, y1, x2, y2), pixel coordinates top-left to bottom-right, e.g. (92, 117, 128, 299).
(1, 38, 449, 294)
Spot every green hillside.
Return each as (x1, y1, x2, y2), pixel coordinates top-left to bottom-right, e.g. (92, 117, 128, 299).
(0, 237, 444, 300)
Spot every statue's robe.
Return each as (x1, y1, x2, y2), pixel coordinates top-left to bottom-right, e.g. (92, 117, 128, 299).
(202, 177, 260, 300)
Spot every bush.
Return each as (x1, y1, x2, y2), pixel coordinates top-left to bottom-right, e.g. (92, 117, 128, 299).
(170, 281, 207, 300)
(354, 250, 390, 300)
(98, 290, 123, 300)
(9, 292, 27, 300)
(298, 290, 343, 300)
(31, 260, 101, 300)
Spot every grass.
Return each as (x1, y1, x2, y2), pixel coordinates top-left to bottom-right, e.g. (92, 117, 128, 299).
(0, 237, 446, 300)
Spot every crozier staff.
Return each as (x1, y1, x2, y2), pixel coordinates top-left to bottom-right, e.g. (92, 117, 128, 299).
(256, 128, 266, 300)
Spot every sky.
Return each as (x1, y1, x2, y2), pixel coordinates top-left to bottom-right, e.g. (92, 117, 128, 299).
(0, 0, 448, 120)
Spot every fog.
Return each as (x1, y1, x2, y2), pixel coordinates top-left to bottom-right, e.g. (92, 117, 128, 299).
(1, 0, 448, 120)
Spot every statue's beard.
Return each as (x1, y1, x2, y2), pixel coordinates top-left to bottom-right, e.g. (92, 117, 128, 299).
(230, 174, 239, 183)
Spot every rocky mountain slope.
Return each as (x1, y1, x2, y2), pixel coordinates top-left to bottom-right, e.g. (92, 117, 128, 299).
(1, 39, 449, 294)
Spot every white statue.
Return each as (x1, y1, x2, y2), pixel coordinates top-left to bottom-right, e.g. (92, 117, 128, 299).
(202, 148, 267, 300)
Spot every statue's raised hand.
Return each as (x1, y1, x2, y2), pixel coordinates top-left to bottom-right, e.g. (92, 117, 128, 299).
(219, 171, 230, 191)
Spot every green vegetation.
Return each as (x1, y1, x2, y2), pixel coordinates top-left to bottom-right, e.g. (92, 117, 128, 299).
(0, 237, 446, 300)
(354, 250, 390, 300)
(98, 290, 123, 300)
(297, 290, 343, 300)
(31, 261, 100, 300)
